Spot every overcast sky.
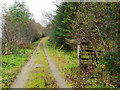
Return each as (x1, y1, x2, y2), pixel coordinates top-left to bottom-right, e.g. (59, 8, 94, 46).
(0, 0, 59, 38)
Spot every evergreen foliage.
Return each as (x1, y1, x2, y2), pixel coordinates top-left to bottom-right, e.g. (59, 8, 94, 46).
(50, 2, 119, 77)
(51, 2, 79, 50)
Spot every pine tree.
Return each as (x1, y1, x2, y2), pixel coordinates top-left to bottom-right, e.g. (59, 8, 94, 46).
(51, 2, 79, 49)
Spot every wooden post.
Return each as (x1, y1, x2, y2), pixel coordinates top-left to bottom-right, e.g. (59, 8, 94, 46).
(77, 45, 81, 66)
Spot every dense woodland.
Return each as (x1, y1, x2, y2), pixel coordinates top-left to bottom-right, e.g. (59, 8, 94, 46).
(50, 2, 119, 50)
(2, 1, 45, 55)
(49, 2, 119, 73)
(1, 1, 120, 88)
(47, 2, 120, 88)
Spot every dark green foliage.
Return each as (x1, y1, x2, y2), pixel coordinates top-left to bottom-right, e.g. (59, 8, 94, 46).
(51, 2, 119, 50)
(51, 2, 79, 50)
(50, 2, 119, 84)
(100, 50, 120, 75)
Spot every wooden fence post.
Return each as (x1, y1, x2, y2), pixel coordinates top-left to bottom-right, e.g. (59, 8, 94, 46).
(77, 45, 81, 66)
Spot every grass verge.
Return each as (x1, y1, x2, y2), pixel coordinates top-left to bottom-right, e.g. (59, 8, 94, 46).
(2, 39, 40, 88)
(45, 38, 119, 88)
(45, 38, 78, 87)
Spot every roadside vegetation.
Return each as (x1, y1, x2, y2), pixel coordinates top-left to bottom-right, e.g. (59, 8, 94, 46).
(45, 2, 119, 88)
(2, 39, 40, 88)
(45, 38, 119, 88)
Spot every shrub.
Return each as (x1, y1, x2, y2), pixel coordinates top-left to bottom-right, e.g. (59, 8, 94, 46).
(99, 50, 119, 75)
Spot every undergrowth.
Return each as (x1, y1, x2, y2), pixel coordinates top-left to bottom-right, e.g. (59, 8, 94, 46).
(2, 39, 41, 88)
(45, 38, 119, 88)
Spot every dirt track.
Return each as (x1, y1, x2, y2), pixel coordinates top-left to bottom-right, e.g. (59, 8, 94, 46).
(43, 39, 69, 88)
(11, 38, 69, 88)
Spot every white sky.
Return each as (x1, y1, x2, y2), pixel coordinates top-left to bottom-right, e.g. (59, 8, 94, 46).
(0, 0, 58, 25)
(0, 0, 59, 37)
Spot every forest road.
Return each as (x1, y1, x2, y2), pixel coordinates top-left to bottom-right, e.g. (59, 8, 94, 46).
(10, 37, 69, 88)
